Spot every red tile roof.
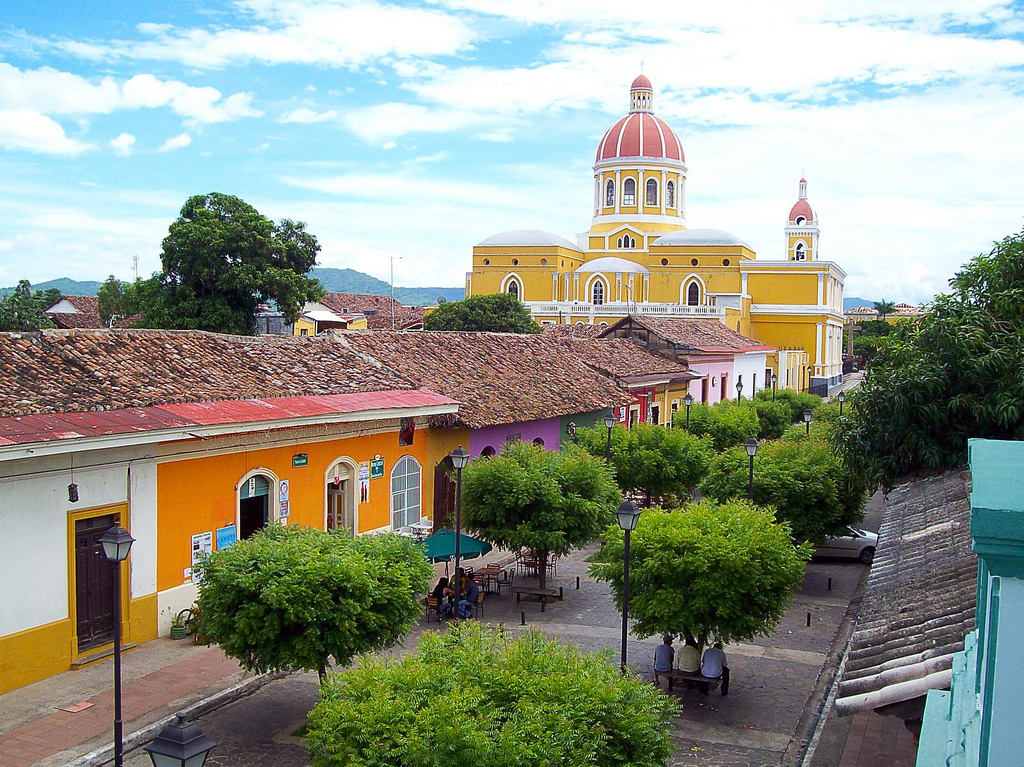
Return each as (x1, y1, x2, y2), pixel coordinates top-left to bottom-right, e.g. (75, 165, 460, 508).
(604, 316, 775, 353)
(551, 337, 697, 386)
(540, 323, 605, 339)
(333, 331, 633, 429)
(319, 293, 425, 330)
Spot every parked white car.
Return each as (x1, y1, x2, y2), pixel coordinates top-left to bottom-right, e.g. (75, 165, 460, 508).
(814, 527, 878, 564)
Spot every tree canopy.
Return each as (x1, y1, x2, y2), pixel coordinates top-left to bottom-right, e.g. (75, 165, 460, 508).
(0, 280, 59, 331)
(307, 623, 678, 767)
(96, 275, 139, 326)
(574, 423, 713, 506)
(873, 299, 896, 321)
(673, 399, 759, 450)
(590, 502, 809, 651)
(422, 292, 541, 333)
(137, 193, 324, 335)
(460, 442, 619, 589)
(837, 227, 1024, 490)
(196, 525, 432, 682)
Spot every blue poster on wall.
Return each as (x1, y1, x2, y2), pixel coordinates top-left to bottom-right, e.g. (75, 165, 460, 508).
(216, 525, 237, 550)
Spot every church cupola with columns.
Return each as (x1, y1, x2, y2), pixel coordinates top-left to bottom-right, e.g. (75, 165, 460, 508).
(586, 74, 688, 255)
(785, 177, 820, 261)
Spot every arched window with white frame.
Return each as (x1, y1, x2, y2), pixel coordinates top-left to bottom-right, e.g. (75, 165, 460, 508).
(794, 241, 807, 261)
(390, 456, 422, 530)
(592, 280, 605, 305)
(605, 179, 615, 207)
(237, 468, 279, 540)
(508, 281, 519, 299)
(645, 178, 658, 206)
(666, 180, 675, 208)
(502, 274, 524, 301)
(623, 178, 636, 206)
(687, 281, 700, 306)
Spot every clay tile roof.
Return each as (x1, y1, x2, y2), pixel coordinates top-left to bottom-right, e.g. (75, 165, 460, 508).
(0, 329, 418, 418)
(61, 295, 100, 313)
(836, 470, 975, 715)
(614, 316, 775, 353)
(49, 311, 105, 329)
(319, 293, 425, 330)
(333, 331, 633, 429)
(553, 337, 696, 385)
(540, 323, 605, 339)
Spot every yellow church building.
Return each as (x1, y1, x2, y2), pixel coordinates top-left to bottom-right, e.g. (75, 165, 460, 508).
(465, 75, 847, 393)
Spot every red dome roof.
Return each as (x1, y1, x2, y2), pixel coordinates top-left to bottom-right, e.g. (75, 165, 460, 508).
(788, 199, 814, 223)
(631, 74, 652, 90)
(596, 112, 684, 163)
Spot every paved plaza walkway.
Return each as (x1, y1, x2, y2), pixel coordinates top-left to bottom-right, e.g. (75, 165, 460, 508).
(1, 501, 917, 766)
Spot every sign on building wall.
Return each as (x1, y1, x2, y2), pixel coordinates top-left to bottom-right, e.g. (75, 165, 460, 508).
(369, 455, 385, 479)
(279, 479, 290, 518)
(216, 525, 237, 551)
(359, 462, 370, 503)
(292, 453, 309, 468)
(191, 531, 213, 582)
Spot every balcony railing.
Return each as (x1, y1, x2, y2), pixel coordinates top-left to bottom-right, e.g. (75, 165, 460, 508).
(526, 301, 724, 318)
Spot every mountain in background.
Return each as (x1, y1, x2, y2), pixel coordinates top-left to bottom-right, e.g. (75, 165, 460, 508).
(843, 297, 876, 311)
(1, 268, 465, 306)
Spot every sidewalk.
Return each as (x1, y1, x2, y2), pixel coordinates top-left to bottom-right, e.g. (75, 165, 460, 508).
(0, 639, 262, 767)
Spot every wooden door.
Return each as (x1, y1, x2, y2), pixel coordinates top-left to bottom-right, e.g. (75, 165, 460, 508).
(75, 515, 116, 651)
(433, 457, 455, 530)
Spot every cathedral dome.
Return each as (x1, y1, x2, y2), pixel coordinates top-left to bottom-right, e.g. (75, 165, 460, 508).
(595, 76, 685, 164)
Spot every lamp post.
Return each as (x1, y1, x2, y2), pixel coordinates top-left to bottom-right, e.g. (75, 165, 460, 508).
(744, 438, 759, 500)
(98, 525, 134, 767)
(604, 413, 615, 465)
(615, 499, 643, 672)
(803, 408, 813, 436)
(771, 373, 778, 402)
(144, 713, 216, 767)
(807, 365, 813, 394)
(449, 446, 470, 617)
(838, 389, 846, 416)
(683, 393, 693, 430)
(735, 380, 743, 403)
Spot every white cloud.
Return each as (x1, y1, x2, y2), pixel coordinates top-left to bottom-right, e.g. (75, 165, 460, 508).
(278, 107, 338, 123)
(341, 102, 495, 142)
(0, 109, 92, 155)
(157, 132, 192, 152)
(109, 132, 136, 156)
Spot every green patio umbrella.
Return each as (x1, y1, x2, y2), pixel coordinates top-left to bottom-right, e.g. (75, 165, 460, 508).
(420, 528, 492, 563)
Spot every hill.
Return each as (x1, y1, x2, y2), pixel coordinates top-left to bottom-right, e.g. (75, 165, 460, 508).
(843, 297, 876, 311)
(0, 278, 104, 298)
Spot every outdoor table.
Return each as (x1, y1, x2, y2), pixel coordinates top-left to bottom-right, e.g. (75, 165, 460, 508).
(474, 565, 504, 594)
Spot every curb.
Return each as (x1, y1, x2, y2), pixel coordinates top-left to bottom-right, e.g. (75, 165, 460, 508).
(65, 671, 286, 767)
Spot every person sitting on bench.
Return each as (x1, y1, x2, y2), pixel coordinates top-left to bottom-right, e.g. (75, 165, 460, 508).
(700, 642, 730, 695)
(678, 638, 700, 673)
(653, 635, 674, 687)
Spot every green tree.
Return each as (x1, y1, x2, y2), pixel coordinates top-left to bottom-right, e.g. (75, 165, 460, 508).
(873, 299, 896, 322)
(0, 280, 59, 331)
(307, 623, 678, 767)
(754, 387, 822, 424)
(673, 399, 759, 450)
(702, 435, 866, 543)
(96, 275, 139, 326)
(140, 193, 324, 335)
(590, 502, 809, 651)
(752, 398, 792, 439)
(838, 227, 1024, 490)
(422, 292, 541, 333)
(575, 423, 713, 506)
(461, 442, 619, 590)
(196, 525, 432, 683)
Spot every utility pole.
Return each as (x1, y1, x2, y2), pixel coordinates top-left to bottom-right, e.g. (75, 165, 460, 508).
(132, 255, 138, 282)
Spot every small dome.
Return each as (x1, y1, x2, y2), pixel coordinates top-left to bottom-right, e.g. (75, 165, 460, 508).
(476, 229, 581, 250)
(576, 257, 650, 274)
(631, 74, 652, 90)
(788, 199, 815, 223)
(651, 228, 751, 248)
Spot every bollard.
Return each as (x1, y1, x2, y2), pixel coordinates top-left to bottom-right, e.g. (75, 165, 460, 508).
(520, 610, 526, 626)
(559, 586, 564, 600)
(576, 576, 581, 590)
(806, 612, 811, 627)
(827, 577, 832, 591)
(541, 597, 546, 612)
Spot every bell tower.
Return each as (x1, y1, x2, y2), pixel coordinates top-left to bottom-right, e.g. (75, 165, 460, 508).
(785, 177, 819, 261)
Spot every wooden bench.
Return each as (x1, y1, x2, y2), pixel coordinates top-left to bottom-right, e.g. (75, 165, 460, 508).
(660, 668, 725, 695)
(512, 585, 563, 610)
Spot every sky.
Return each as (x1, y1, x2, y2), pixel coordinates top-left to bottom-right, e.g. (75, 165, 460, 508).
(1, 1, 1023, 304)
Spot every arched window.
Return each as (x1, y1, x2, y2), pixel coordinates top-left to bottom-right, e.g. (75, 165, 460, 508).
(666, 180, 675, 207)
(507, 280, 520, 299)
(687, 282, 700, 306)
(795, 216, 807, 225)
(238, 472, 274, 540)
(794, 242, 806, 261)
(480, 446, 496, 457)
(390, 456, 422, 529)
(623, 178, 636, 206)
(592, 281, 605, 305)
(645, 178, 658, 206)
(605, 179, 615, 207)
(532, 437, 545, 447)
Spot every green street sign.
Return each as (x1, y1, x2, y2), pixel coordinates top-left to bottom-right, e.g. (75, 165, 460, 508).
(292, 453, 309, 468)
(370, 456, 385, 479)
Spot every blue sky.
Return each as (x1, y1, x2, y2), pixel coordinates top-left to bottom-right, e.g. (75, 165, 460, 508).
(2, 1, 1023, 303)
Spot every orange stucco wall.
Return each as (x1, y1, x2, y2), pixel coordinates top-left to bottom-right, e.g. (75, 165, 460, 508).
(155, 427, 430, 592)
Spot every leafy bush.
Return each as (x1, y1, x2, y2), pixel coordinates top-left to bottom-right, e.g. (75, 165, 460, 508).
(590, 502, 809, 650)
(755, 387, 822, 423)
(307, 623, 678, 767)
(752, 399, 792, 439)
(196, 525, 432, 681)
(674, 399, 759, 450)
(423, 292, 541, 333)
(575, 423, 714, 506)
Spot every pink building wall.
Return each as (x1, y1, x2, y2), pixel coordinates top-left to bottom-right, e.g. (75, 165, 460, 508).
(685, 357, 735, 405)
(469, 417, 563, 458)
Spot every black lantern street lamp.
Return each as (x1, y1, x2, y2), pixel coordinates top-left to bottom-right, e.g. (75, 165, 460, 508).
(735, 379, 743, 403)
(449, 446, 470, 616)
(838, 389, 846, 416)
(683, 393, 693, 430)
(604, 414, 616, 465)
(143, 713, 216, 767)
(771, 373, 778, 402)
(744, 438, 759, 500)
(98, 525, 134, 767)
(615, 499, 643, 672)
(803, 408, 813, 436)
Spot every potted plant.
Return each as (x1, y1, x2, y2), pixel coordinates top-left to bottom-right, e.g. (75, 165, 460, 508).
(169, 612, 188, 640)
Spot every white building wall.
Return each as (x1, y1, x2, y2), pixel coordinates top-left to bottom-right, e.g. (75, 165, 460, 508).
(733, 352, 769, 398)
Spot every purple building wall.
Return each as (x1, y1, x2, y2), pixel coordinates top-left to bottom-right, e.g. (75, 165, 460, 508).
(686, 357, 735, 405)
(469, 417, 563, 458)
